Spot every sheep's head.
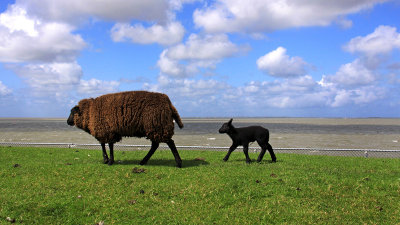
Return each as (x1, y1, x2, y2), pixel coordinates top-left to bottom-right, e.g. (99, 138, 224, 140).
(219, 118, 234, 133)
(67, 106, 80, 126)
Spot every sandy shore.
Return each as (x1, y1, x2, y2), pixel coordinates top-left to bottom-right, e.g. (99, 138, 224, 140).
(1, 118, 399, 150)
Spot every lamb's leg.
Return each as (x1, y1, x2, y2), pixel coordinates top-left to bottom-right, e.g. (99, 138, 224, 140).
(267, 143, 276, 162)
(140, 141, 159, 165)
(257, 144, 267, 163)
(108, 143, 115, 165)
(166, 139, 182, 168)
(243, 143, 251, 164)
(223, 143, 238, 161)
(101, 143, 109, 164)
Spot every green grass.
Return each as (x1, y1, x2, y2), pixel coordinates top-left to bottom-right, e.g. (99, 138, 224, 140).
(1, 146, 399, 224)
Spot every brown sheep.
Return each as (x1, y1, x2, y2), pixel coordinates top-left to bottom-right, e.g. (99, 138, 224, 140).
(67, 91, 184, 167)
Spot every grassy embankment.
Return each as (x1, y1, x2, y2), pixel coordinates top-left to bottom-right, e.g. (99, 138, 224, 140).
(1, 146, 399, 224)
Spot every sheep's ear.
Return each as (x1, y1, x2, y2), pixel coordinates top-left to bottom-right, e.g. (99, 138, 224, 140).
(228, 118, 233, 125)
(72, 106, 80, 114)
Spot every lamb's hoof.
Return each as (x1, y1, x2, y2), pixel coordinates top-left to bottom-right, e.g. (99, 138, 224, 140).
(176, 161, 182, 168)
(139, 160, 147, 166)
(103, 159, 109, 164)
(223, 158, 228, 162)
(246, 160, 252, 164)
(107, 160, 114, 166)
(272, 160, 277, 163)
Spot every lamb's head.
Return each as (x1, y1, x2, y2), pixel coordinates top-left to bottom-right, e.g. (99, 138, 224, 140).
(219, 118, 234, 133)
(67, 106, 80, 126)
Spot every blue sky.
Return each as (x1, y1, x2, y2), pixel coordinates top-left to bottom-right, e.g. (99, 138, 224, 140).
(0, 0, 399, 118)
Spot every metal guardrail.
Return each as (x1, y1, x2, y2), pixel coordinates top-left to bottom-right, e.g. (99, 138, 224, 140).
(1, 142, 400, 158)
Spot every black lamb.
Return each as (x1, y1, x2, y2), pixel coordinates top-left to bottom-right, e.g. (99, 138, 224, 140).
(218, 118, 276, 163)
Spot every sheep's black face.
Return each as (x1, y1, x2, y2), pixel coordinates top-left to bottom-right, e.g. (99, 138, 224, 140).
(67, 106, 79, 126)
(219, 118, 233, 133)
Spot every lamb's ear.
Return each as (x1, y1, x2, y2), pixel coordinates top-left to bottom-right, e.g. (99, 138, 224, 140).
(228, 118, 233, 125)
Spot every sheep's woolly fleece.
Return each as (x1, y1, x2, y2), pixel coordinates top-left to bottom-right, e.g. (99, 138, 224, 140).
(73, 91, 183, 143)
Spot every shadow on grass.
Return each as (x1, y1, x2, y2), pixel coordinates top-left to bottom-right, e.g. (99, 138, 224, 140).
(116, 159, 210, 168)
(228, 159, 280, 164)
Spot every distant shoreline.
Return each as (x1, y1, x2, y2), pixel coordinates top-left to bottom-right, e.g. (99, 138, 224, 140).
(1, 117, 400, 120)
(1, 117, 399, 149)
(1, 117, 399, 126)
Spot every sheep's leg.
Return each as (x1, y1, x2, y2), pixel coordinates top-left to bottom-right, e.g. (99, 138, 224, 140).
(108, 143, 115, 165)
(140, 141, 159, 165)
(267, 143, 276, 162)
(223, 143, 238, 161)
(101, 143, 109, 164)
(166, 139, 182, 168)
(243, 143, 252, 164)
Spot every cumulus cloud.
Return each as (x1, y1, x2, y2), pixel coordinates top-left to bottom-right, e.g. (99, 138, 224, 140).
(145, 75, 228, 97)
(143, 75, 229, 115)
(8, 62, 83, 97)
(257, 47, 309, 77)
(0, 5, 86, 63)
(150, 24, 399, 114)
(194, 0, 388, 33)
(158, 34, 246, 77)
(0, 3, 121, 108)
(330, 86, 386, 107)
(344, 25, 400, 57)
(111, 22, 185, 46)
(321, 59, 376, 87)
(318, 25, 400, 108)
(0, 81, 12, 96)
(78, 79, 120, 97)
(238, 76, 328, 108)
(18, 0, 171, 24)
(9, 62, 120, 100)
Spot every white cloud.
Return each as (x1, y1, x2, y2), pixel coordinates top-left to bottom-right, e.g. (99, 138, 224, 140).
(9, 62, 83, 97)
(167, 34, 242, 60)
(78, 79, 120, 97)
(0, 5, 38, 36)
(9, 62, 120, 101)
(0, 3, 121, 106)
(344, 25, 400, 56)
(194, 0, 388, 33)
(330, 86, 385, 107)
(111, 22, 185, 46)
(158, 34, 245, 77)
(0, 81, 12, 96)
(257, 47, 309, 77)
(18, 0, 171, 24)
(239, 76, 327, 108)
(145, 75, 228, 97)
(143, 75, 229, 114)
(316, 25, 400, 108)
(322, 59, 376, 87)
(0, 5, 86, 63)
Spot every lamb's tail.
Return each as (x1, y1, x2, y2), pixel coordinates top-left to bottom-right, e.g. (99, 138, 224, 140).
(170, 102, 184, 129)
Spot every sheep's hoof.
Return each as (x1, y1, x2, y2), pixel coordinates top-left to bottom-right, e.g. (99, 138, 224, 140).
(107, 160, 114, 166)
(139, 160, 147, 166)
(176, 162, 182, 168)
(223, 158, 228, 162)
(246, 160, 252, 164)
(103, 159, 109, 164)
